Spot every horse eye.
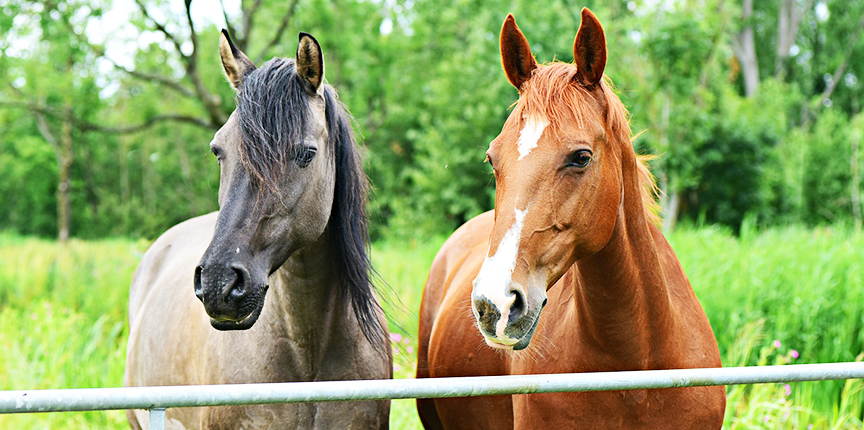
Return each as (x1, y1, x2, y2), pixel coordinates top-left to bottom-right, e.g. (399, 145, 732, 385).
(296, 146, 317, 167)
(210, 146, 223, 163)
(485, 155, 494, 169)
(567, 150, 592, 169)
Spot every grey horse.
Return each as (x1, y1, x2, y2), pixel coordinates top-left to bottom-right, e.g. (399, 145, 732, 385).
(125, 31, 391, 429)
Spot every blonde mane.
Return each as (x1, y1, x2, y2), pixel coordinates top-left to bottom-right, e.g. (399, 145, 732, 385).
(512, 62, 660, 225)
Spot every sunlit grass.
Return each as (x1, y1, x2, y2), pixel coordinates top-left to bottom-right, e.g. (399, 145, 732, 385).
(0, 234, 147, 429)
(372, 236, 446, 430)
(1, 226, 862, 428)
(669, 224, 864, 429)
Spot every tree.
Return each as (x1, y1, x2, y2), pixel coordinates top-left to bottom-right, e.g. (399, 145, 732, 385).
(2, 0, 864, 239)
(0, 1, 104, 242)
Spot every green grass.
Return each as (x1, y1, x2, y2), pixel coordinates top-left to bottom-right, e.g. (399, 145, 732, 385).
(0, 234, 148, 429)
(0, 226, 862, 429)
(669, 224, 864, 429)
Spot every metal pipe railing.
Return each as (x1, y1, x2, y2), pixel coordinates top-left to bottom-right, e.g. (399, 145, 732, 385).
(3, 362, 864, 430)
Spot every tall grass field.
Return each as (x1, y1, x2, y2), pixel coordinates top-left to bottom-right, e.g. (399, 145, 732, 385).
(0, 225, 862, 429)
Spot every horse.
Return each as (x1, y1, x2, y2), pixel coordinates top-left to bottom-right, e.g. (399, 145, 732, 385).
(416, 9, 726, 429)
(124, 31, 391, 429)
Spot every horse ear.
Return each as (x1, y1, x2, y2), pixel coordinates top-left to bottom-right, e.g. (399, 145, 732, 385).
(500, 14, 537, 91)
(219, 29, 256, 91)
(296, 32, 325, 94)
(573, 8, 607, 87)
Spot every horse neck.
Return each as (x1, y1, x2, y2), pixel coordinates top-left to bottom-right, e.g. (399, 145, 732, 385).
(268, 226, 350, 357)
(571, 151, 671, 369)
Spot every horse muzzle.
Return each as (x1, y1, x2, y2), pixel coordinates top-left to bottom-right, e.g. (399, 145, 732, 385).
(471, 283, 547, 351)
(194, 263, 268, 331)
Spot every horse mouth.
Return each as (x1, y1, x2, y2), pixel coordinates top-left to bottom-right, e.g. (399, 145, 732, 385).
(209, 295, 265, 331)
(512, 312, 541, 350)
(483, 310, 542, 351)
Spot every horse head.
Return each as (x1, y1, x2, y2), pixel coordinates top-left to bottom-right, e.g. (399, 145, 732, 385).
(472, 9, 633, 350)
(194, 31, 335, 330)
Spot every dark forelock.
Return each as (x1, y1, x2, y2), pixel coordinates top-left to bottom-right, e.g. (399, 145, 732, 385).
(235, 57, 309, 190)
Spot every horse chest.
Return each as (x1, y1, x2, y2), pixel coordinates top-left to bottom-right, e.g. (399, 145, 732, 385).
(512, 387, 721, 429)
(198, 400, 385, 430)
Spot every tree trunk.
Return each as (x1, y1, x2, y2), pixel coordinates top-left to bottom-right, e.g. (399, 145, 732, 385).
(734, 0, 760, 97)
(57, 108, 74, 243)
(33, 108, 72, 244)
(120, 136, 131, 232)
(775, 0, 815, 78)
(853, 132, 861, 233)
(662, 187, 681, 233)
(657, 95, 679, 232)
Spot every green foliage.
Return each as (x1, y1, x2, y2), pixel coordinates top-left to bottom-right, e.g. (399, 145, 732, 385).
(0, 119, 57, 235)
(2, 0, 864, 238)
(681, 79, 796, 228)
(803, 109, 856, 223)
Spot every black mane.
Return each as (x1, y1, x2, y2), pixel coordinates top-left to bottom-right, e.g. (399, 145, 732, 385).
(235, 58, 386, 347)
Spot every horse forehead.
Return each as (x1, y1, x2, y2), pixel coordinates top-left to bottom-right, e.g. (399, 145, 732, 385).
(214, 113, 242, 145)
(500, 107, 606, 154)
(308, 99, 328, 133)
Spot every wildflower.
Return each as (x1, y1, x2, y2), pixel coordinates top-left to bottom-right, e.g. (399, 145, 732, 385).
(784, 384, 791, 397)
(390, 333, 403, 343)
(790, 349, 799, 359)
(764, 416, 770, 423)
(773, 339, 782, 349)
(407, 346, 414, 354)
(403, 337, 411, 345)
(394, 364, 401, 372)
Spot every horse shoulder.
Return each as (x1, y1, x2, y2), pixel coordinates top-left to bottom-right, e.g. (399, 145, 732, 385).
(420, 210, 495, 329)
(128, 212, 219, 324)
(418, 210, 495, 370)
(125, 211, 220, 429)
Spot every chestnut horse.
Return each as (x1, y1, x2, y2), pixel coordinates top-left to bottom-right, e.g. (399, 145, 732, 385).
(417, 9, 725, 429)
(125, 31, 391, 429)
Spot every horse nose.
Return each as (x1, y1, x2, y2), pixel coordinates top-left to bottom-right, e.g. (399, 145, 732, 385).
(472, 295, 502, 337)
(194, 262, 251, 320)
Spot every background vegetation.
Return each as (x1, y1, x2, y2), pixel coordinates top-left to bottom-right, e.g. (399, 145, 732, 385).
(1, 0, 863, 240)
(1, 0, 863, 428)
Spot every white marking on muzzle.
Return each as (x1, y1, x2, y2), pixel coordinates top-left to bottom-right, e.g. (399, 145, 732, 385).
(474, 207, 527, 342)
(517, 115, 548, 160)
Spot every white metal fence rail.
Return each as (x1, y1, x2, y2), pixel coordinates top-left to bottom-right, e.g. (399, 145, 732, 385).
(2, 362, 864, 430)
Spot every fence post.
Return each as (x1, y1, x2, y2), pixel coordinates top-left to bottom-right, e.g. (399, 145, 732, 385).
(149, 408, 165, 430)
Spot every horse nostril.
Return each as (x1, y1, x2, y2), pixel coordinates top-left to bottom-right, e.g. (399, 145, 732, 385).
(194, 265, 204, 302)
(227, 265, 249, 301)
(508, 288, 526, 320)
(473, 296, 501, 336)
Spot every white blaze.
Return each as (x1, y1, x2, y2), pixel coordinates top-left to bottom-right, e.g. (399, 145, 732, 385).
(474, 207, 527, 341)
(517, 115, 548, 160)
